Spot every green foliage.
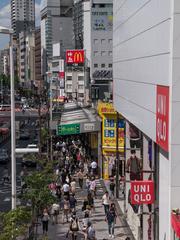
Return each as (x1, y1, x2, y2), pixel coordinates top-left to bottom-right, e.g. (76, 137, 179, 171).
(0, 207, 31, 240)
(21, 161, 56, 218)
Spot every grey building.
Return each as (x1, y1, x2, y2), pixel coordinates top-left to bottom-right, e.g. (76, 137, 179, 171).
(73, 0, 91, 62)
(73, 0, 113, 101)
(40, 0, 75, 76)
(11, 0, 35, 38)
(91, 0, 113, 100)
(35, 27, 43, 90)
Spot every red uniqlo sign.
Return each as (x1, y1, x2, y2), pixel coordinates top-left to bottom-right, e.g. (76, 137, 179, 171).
(131, 181, 154, 205)
(66, 50, 84, 64)
(156, 85, 169, 152)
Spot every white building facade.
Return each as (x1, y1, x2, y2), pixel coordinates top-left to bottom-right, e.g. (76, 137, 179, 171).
(113, 0, 180, 239)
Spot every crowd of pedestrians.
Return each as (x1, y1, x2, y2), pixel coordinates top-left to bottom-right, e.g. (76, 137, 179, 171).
(39, 136, 120, 239)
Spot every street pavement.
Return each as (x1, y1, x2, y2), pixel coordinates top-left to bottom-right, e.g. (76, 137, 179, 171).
(36, 179, 134, 240)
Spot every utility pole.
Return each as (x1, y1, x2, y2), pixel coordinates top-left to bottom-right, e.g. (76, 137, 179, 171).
(116, 112, 120, 198)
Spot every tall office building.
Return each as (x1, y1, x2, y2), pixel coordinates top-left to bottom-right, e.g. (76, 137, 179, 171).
(11, 0, 35, 38)
(73, 0, 91, 62)
(40, 0, 75, 76)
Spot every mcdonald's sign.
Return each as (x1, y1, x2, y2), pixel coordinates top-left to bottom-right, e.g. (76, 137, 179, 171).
(66, 50, 85, 64)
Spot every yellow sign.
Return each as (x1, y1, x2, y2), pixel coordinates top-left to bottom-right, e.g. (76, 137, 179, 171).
(102, 116, 124, 152)
(98, 102, 116, 116)
(103, 156, 109, 180)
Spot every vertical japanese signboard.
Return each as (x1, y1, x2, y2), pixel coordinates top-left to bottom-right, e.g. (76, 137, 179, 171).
(131, 181, 155, 205)
(59, 59, 65, 89)
(66, 50, 85, 64)
(156, 86, 169, 152)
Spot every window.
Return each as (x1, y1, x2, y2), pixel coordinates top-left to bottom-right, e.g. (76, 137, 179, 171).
(94, 64, 98, 68)
(66, 76, 72, 80)
(78, 85, 84, 89)
(99, 4, 105, 8)
(109, 63, 112, 68)
(94, 51, 98, 57)
(78, 76, 84, 81)
(94, 39, 98, 44)
(101, 64, 105, 68)
(108, 39, 112, 44)
(101, 51, 106, 56)
(66, 84, 72, 89)
(101, 39, 106, 44)
(108, 51, 112, 56)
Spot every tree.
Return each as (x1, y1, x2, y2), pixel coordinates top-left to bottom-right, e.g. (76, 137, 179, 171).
(0, 207, 31, 240)
(20, 164, 56, 220)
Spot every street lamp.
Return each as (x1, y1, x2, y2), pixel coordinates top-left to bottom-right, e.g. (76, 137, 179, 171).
(0, 26, 16, 209)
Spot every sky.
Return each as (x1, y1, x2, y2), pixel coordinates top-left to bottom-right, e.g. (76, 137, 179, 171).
(0, 0, 41, 49)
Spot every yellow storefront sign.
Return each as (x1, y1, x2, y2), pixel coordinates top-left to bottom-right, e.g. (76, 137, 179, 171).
(98, 102, 116, 116)
(98, 102, 125, 179)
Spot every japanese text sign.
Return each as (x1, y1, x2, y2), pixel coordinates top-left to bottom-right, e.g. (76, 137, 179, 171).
(66, 50, 84, 64)
(156, 86, 169, 152)
(131, 181, 155, 205)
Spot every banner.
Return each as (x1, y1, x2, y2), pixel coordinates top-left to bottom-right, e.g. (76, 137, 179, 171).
(131, 181, 155, 205)
(156, 85, 169, 152)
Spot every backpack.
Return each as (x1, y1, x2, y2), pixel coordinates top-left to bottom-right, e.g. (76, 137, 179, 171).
(70, 219, 79, 231)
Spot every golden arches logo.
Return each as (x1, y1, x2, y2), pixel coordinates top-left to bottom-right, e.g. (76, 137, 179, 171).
(74, 51, 83, 62)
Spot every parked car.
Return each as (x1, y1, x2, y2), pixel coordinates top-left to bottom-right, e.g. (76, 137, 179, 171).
(0, 149, 9, 164)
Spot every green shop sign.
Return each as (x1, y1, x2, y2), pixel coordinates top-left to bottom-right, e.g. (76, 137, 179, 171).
(57, 123, 80, 135)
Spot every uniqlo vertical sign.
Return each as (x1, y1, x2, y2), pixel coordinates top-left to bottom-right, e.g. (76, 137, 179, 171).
(131, 181, 155, 205)
(66, 50, 84, 64)
(156, 85, 169, 152)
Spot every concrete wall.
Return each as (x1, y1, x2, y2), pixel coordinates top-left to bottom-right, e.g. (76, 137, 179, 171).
(113, 0, 172, 141)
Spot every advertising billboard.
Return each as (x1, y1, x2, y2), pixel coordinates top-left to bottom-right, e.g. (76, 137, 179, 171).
(92, 11, 113, 31)
(66, 50, 85, 64)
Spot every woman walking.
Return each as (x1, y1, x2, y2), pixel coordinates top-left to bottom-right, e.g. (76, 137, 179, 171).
(42, 208, 50, 235)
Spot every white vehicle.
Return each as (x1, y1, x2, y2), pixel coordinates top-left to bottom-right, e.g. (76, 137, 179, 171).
(27, 144, 37, 148)
(21, 97, 27, 103)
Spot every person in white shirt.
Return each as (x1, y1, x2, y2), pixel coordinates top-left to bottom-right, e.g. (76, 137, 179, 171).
(102, 191, 110, 215)
(51, 203, 60, 224)
(91, 160, 97, 176)
(62, 182, 70, 198)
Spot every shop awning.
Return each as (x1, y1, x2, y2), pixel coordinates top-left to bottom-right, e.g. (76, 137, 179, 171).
(172, 213, 180, 238)
(51, 102, 101, 134)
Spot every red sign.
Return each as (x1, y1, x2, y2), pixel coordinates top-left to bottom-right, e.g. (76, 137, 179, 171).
(58, 72, 65, 79)
(131, 181, 154, 205)
(66, 50, 84, 64)
(156, 85, 169, 152)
